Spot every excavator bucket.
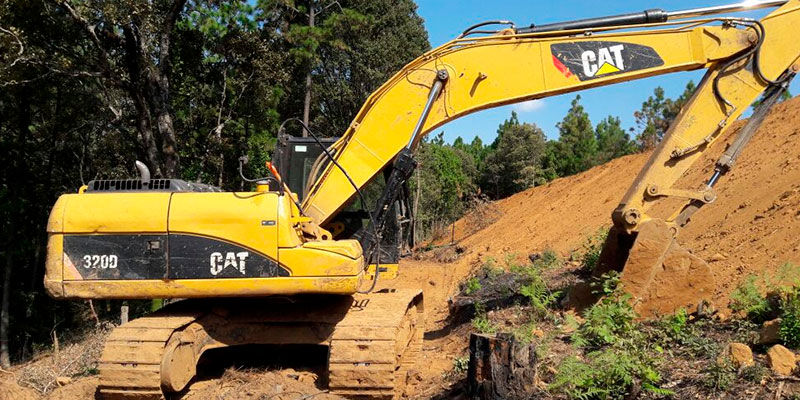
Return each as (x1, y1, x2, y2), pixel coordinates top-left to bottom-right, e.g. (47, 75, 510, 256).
(593, 220, 716, 318)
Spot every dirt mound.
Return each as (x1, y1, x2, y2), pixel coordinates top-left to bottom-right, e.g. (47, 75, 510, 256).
(45, 377, 98, 400)
(0, 376, 39, 400)
(423, 96, 800, 313)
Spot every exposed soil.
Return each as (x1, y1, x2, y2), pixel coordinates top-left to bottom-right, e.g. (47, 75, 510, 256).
(8, 97, 800, 398)
(395, 96, 800, 397)
(424, 95, 800, 315)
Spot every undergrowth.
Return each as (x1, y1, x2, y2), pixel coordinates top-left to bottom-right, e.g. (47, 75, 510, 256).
(703, 359, 736, 392)
(515, 254, 562, 319)
(574, 227, 609, 275)
(729, 263, 800, 348)
(466, 250, 564, 335)
(464, 277, 481, 295)
(551, 271, 672, 399)
(471, 303, 497, 334)
(571, 272, 636, 348)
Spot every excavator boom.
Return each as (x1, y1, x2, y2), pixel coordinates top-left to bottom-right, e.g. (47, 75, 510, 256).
(302, 0, 800, 233)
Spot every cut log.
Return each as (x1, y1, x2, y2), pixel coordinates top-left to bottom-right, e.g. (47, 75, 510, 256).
(467, 333, 537, 400)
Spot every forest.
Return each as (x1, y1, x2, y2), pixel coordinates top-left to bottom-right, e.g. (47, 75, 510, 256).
(0, 0, 697, 368)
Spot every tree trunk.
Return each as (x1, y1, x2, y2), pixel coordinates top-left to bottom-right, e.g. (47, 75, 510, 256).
(302, 1, 316, 137)
(151, 74, 179, 178)
(413, 168, 421, 244)
(468, 333, 538, 400)
(1, 252, 12, 368)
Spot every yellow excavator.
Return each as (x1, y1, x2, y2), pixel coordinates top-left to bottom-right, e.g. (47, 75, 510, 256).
(44, 0, 800, 398)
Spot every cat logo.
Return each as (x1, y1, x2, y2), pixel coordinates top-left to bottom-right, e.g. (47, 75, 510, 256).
(551, 41, 664, 81)
(210, 251, 249, 275)
(581, 44, 625, 78)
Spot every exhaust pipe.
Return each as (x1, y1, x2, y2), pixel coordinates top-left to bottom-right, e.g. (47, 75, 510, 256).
(135, 160, 151, 187)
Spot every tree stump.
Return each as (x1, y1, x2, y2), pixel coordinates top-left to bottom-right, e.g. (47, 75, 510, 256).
(467, 333, 538, 400)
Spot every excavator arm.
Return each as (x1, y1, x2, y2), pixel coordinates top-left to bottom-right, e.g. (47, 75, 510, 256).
(302, 0, 800, 240)
(300, 0, 800, 316)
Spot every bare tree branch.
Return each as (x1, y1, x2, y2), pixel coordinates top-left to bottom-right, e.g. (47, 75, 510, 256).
(0, 25, 25, 70)
(54, 0, 116, 80)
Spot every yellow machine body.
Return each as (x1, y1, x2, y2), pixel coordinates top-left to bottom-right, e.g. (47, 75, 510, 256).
(44, 190, 365, 299)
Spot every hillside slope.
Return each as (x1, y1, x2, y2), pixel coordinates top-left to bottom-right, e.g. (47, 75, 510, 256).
(422, 95, 800, 310)
(392, 97, 800, 397)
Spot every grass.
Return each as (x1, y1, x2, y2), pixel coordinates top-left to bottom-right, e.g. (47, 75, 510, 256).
(571, 272, 636, 348)
(729, 275, 774, 323)
(512, 321, 539, 344)
(779, 288, 800, 348)
(452, 356, 469, 374)
(481, 256, 503, 279)
(728, 263, 800, 348)
(550, 343, 670, 399)
(550, 269, 673, 399)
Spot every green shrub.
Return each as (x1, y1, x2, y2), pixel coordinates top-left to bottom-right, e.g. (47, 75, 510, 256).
(729, 275, 774, 323)
(651, 311, 719, 357)
(550, 345, 670, 399)
(703, 358, 735, 392)
(536, 248, 561, 270)
(730, 263, 800, 323)
(465, 277, 482, 295)
(575, 228, 609, 274)
(740, 364, 767, 383)
(662, 308, 689, 342)
(512, 321, 538, 344)
(552, 271, 672, 399)
(780, 290, 800, 348)
(471, 304, 496, 334)
(572, 272, 636, 348)
(481, 256, 502, 278)
(519, 263, 561, 318)
(453, 356, 469, 374)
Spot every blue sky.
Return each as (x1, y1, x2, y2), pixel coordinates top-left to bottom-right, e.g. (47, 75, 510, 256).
(415, 0, 800, 143)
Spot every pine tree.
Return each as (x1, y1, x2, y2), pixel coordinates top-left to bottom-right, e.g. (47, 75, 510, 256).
(555, 95, 598, 176)
(481, 112, 548, 198)
(595, 116, 635, 164)
(634, 81, 696, 150)
(301, 0, 430, 136)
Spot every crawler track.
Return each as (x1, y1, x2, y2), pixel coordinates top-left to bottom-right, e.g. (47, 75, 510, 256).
(98, 310, 203, 399)
(97, 290, 423, 399)
(328, 290, 424, 398)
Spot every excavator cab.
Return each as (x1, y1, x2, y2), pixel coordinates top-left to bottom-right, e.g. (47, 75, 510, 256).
(274, 133, 415, 264)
